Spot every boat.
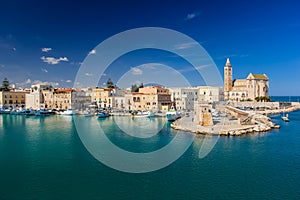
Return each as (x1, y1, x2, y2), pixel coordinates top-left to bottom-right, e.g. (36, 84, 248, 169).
(35, 109, 54, 116)
(25, 109, 36, 116)
(84, 110, 95, 117)
(0, 108, 11, 114)
(60, 109, 75, 115)
(10, 108, 26, 115)
(133, 111, 156, 118)
(98, 112, 110, 118)
(166, 107, 181, 121)
(281, 114, 290, 122)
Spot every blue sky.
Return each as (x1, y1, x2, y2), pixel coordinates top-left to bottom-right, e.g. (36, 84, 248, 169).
(0, 0, 300, 95)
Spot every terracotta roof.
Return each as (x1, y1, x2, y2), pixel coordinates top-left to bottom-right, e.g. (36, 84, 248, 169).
(131, 92, 144, 95)
(55, 88, 73, 93)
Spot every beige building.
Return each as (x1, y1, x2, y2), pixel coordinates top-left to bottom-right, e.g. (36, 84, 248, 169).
(26, 85, 91, 110)
(138, 86, 171, 111)
(224, 58, 269, 101)
(0, 91, 29, 109)
(125, 86, 171, 111)
(91, 87, 129, 109)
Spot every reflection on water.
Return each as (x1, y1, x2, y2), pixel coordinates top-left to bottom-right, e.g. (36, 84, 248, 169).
(112, 116, 166, 138)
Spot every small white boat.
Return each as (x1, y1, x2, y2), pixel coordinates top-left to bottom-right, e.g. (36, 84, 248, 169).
(281, 114, 290, 122)
(166, 107, 181, 121)
(35, 109, 53, 116)
(84, 110, 95, 117)
(0, 108, 12, 114)
(10, 108, 26, 115)
(134, 111, 156, 118)
(60, 109, 75, 115)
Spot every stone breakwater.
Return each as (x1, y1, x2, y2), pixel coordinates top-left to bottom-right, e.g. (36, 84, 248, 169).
(171, 110, 281, 136)
(256, 103, 300, 115)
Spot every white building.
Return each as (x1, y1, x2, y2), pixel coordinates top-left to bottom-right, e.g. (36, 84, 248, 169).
(197, 86, 224, 103)
(169, 87, 198, 111)
(25, 84, 53, 109)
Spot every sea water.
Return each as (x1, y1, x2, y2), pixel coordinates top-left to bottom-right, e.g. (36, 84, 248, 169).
(0, 110, 299, 199)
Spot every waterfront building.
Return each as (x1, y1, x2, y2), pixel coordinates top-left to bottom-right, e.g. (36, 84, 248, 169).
(25, 84, 53, 109)
(138, 86, 171, 111)
(197, 86, 224, 103)
(223, 58, 269, 101)
(169, 87, 198, 111)
(169, 86, 223, 111)
(53, 88, 91, 110)
(71, 90, 92, 110)
(91, 87, 129, 109)
(26, 85, 91, 110)
(0, 90, 29, 109)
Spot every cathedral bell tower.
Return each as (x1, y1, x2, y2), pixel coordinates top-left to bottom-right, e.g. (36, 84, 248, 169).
(224, 58, 233, 100)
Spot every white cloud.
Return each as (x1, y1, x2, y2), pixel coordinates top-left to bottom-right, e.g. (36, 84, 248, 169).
(131, 67, 143, 75)
(32, 80, 59, 86)
(66, 80, 72, 83)
(185, 11, 201, 20)
(12, 47, 16, 51)
(41, 47, 52, 52)
(26, 78, 31, 84)
(88, 49, 96, 55)
(41, 68, 48, 73)
(41, 56, 69, 65)
(85, 72, 94, 76)
(173, 42, 197, 50)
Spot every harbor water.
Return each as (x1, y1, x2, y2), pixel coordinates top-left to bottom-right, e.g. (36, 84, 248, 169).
(0, 110, 299, 199)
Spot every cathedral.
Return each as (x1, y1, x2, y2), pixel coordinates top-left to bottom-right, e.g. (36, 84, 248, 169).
(224, 58, 269, 101)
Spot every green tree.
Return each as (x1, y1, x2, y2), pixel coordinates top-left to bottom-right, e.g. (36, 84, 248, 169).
(131, 84, 138, 92)
(131, 83, 143, 92)
(1, 77, 10, 91)
(106, 78, 115, 88)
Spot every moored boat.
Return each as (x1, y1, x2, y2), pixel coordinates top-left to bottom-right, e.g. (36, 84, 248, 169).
(98, 112, 110, 118)
(60, 109, 75, 115)
(166, 107, 181, 121)
(281, 114, 290, 122)
(133, 111, 156, 118)
(25, 109, 36, 116)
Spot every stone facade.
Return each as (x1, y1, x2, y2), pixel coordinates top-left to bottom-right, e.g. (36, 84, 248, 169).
(0, 90, 29, 109)
(224, 58, 269, 101)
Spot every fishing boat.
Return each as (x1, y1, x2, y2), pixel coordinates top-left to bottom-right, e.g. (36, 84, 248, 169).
(25, 109, 36, 116)
(36, 109, 53, 116)
(166, 106, 181, 121)
(281, 113, 290, 122)
(98, 112, 110, 118)
(133, 111, 155, 118)
(60, 109, 75, 115)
